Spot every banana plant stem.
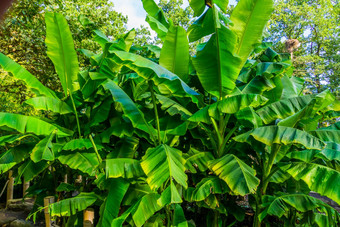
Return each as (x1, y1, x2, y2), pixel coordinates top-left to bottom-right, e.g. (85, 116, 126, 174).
(254, 144, 282, 227)
(89, 134, 104, 173)
(262, 144, 281, 194)
(211, 117, 223, 147)
(69, 89, 81, 138)
(149, 81, 161, 145)
(218, 126, 237, 157)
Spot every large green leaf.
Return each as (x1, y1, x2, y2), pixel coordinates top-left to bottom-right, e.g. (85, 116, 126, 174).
(57, 152, 99, 176)
(145, 15, 168, 40)
(192, 17, 242, 98)
(0, 53, 56, 98)
(17, 160, 49, 182)
(287, 142, 340, 162)
(173, 204, 188, 227)
(236, 107, 263, 128)
(25, 97, 73, 114)
(240, 75, 276, 95)
(189, 177, 229, 201)
(49, 192, 98, 217)
(155, 94, 192, 119)
(97, 179, 129, 227)
(142, 0, 169, 28)
(0, 144, 32, 173)
(185, 151, 214, 173)
(189, 0, 206, 17)
(230, 0, 274, 66)
(62, 138, 104, 151)
(157, 181, 182, 206)
(45, 12, 79, 96)
(30, 132, 55, 162)
(106, 158, 145, 179)
(310, 130, 340, 144)
(256, 95, 313, 124)
(0, 134, 31, 146)
(259, 194, 340, 223)
(310, 122, 340, 144)
(132, 193, 162, 227)
(109, 50, 198, 97)
(0, 113, 73, 137)
(208, 154, 260, 195)
(142, 0, 169, 40)
(189, 94, 267, 123)
(281, 76, 305, 99)
(316, 142, 340, 161)
(234, 126, 325, 149)
(102, 79, 157, 139)
(112, 200, 140, 227)
(187, 9, 215, 42)
(282, 162, 340, 204)
(159, 25, 189, 82)
(141, 144, 187, 190)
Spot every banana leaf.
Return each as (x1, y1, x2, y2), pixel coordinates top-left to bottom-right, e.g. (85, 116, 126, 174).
(157, 181, 182, 206)
(132, 193, 162, 227)
(30, 132, 55, 162)
(97, 179, 130, 227)
(0, 144, 32, 173)
(155, 94, 192, 119)
(230, 0, 274, 67)
(109, 50, 198, 97)
(102, 79, 157, 140)
(0, 53, 56, 98)
(17, 159, 49, 182)
(159, 25, 189, 82)
(234, 126, 325, 149)
(49, 192, 98, 216)
(256, 95, 313, 124)
(106, 158, 145, 179)
(189, 177, 229, 201)
(45, 12, 79, 96)
(63, 138, 104, 151)
(25, 97, 73, 114)
(141, 144, 187, 190)
(0, 112, 73, 137)
(208, 154, 260, 196)
(259, 194, 340, 223)
(57, 152, 99, 176)
(281, 162, 340, 204)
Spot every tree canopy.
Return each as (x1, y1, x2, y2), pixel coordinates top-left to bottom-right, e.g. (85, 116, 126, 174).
(268, 0, 340, 94)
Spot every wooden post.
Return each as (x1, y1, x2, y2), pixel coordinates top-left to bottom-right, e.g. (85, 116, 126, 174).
(44, 196, 55, 227)
(75, 175, 82, 184)
(83, 208, 94, 227)
(6, 170, 14, 207)
(23, 179, 30, 197)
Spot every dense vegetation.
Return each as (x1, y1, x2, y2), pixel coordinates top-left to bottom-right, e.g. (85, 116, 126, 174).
(0, 0, 339, 226)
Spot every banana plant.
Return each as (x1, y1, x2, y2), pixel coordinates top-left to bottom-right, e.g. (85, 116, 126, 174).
(0, 0, 339, 226)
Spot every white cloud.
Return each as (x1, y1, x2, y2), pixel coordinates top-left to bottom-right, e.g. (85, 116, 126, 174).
(111, 0, 149, 30)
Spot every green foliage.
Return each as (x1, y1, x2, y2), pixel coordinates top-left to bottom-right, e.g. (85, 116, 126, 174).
(268, 0, 340, 94)
(0, 1, 339, 226)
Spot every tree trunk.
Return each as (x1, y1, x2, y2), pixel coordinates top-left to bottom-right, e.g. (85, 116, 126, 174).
(44, 196, 55, 227)
(6, 170, 14, 207)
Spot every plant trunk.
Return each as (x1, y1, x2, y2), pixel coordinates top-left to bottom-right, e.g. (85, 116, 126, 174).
(44, 196, 55, 227)
(6, 170, 14, 207)
(23, 179, 30, 197)
(83, 208, 95, 227)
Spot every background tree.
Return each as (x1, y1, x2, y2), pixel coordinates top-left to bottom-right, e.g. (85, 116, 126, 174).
(0, 0, 127, 113)
(159, 0, 194, 28)
(268, 0, 340, 95)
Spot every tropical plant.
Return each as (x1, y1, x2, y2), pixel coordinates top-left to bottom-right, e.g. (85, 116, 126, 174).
(0, 0, 339, 226)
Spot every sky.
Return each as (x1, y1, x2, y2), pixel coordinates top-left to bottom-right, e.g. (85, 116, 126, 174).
(111, 0, 237, 31)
